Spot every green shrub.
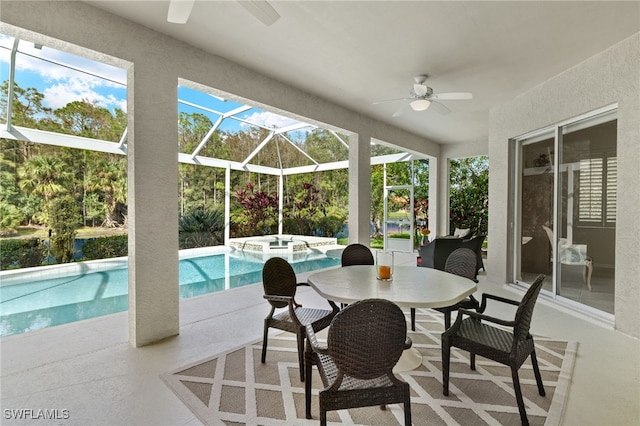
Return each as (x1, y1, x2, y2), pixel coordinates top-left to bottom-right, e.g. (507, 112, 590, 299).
(0, 238, 45, 270)
(317, 215, 345, 237)
(179, 207, 224, 249)
(0, 202, 23, 234)
(81, 235, 128, 260)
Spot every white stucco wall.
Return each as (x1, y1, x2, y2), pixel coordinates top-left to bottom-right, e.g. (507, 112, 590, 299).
(488, 33, 640, 338)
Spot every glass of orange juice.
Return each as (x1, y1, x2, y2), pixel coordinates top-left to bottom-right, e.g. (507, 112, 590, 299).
(376, 250, 394, 281)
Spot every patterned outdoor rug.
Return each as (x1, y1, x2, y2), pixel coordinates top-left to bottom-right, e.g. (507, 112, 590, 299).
(161, 309, 577, 425)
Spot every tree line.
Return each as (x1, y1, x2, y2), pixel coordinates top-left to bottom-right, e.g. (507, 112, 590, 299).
(0, 80, 487, 268)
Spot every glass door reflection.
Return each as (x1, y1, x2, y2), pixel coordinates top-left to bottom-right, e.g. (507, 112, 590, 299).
(518, 133, 555, 292)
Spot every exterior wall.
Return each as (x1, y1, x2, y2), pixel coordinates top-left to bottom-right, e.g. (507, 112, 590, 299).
(488, 33, 640, 338)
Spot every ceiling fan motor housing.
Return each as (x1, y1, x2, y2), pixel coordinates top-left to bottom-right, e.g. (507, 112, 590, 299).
(412, 86, 433, 98)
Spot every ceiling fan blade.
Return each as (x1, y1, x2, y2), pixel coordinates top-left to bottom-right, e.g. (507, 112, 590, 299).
(167, 0, 195, 24)
(392, 103, 411, 117)
(429, 100, 451, 115)
(238, 0, 280, 26)
(373, 97, 412, 105)
(413, 84, 428, 96)
(431, 92, 473, 100)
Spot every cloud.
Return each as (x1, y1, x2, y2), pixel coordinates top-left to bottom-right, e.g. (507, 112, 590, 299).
(4, 37, 126, 85)
(1, 35, 127, 112)
(43, 80, 127, 112)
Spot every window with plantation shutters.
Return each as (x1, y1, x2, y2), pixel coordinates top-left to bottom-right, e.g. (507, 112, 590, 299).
(578, 154, 616, 226)
(579, 158, 603, 222)
(606, 156, 617, 224)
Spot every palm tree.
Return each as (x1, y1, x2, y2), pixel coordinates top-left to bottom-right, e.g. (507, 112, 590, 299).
(85, 158, 127, 227)
(18, 156, 73, 224)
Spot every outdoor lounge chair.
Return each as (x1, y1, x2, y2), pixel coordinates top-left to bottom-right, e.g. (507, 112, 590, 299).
(441, 274, 546, 426)
(261, 257, 339, 382)
(305, 299, 412, 426)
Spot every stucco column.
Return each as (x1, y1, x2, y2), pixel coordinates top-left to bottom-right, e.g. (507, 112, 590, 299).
(127, 64, 180, 347)
(348, 132, 371, 245)
(428, 156, 439, 238)
(438, 156, 451, 237)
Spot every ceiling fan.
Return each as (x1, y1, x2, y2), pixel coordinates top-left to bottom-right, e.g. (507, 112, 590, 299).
(374, 75, 472, 117)
(167, 0, 280, 26)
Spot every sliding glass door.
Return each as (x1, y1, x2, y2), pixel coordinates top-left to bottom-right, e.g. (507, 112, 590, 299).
(512, 108, 617, 315)
(516, 131, 555, 292)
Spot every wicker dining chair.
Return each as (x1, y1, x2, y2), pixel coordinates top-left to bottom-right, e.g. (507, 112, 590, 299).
(340, 243, 374, 267)
(339, 243, 375, 307)
(261, 257, 339, 382)
(441, 274, 547, 426)
(461, 234, 486, 272)
(411, 247, 480, 331)
(305, 299, 412, 426)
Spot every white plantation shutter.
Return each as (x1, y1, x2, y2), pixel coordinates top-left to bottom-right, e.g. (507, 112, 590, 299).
(606, 156, 617, 223)
(578, 155, 616, 226)
(579, 158, 603, 222)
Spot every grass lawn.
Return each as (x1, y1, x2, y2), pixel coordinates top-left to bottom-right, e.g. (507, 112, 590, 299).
(2, 226, 128, 240)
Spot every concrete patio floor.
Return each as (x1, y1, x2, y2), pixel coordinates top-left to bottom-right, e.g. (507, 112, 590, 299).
(1, 252, 638, 425)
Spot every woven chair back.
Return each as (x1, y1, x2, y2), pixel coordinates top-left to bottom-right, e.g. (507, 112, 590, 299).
(327, 299, 406, 380)
(341, 243, 374, 267)
(444, 248, 477, 281)
(513, 274, 545, 342)
(262, 257, 297, 309)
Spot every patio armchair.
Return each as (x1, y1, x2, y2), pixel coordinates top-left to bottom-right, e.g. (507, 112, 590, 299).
(305, 298, 412, 426)
(418, 235, 485, 273)
(411, 247, 480, 331)
(542, 225, 593, 290)
(417, 237, 463, 270)
(262, 257, 339, 382)
(441, 274, 546, 426)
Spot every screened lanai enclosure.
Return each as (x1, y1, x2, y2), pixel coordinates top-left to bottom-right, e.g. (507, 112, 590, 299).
(0, 34, 434, 336)
(0, 34, 431, 251)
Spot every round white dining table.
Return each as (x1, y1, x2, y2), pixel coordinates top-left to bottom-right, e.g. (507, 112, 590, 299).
(307, 265, 478, 371)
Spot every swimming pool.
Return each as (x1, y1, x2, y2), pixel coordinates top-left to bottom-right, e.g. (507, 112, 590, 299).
(0, 250, 341, 337)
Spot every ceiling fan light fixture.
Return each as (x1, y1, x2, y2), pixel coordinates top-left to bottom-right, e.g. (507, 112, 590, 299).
(411, 99, 431, 111)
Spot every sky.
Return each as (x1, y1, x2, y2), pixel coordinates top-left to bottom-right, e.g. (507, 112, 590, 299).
(0, 35, 127, 113)
(0, 33, 311, 137)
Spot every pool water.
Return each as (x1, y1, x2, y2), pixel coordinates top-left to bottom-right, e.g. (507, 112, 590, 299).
(0, 252, 340, 337)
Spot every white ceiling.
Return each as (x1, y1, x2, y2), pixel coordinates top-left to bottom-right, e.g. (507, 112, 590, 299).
(88, 1, 639, 145)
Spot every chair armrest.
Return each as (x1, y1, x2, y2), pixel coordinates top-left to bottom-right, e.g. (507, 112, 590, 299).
(404, 337, 413, 350)
(458, 308, 516, 328)
(305, 324, 329, 354)
(263, 294, 305, 322)
(478, 293, 520, 313)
